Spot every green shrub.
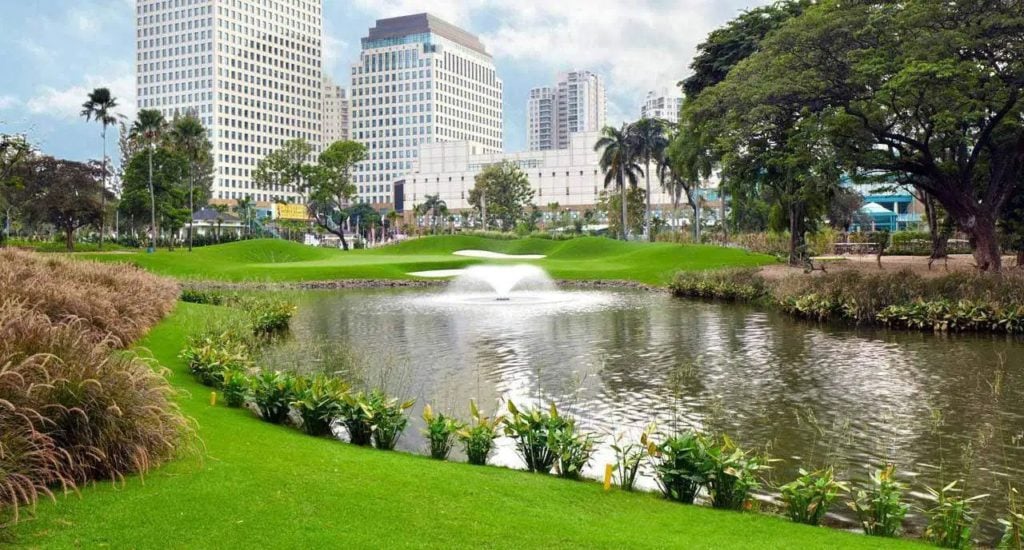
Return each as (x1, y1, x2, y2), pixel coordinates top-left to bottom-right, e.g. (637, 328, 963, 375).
(651, 431, 710, 504)
(365, 390, 414, 450)
(244, 297, 296, 334)
(548, 419, 597, 480)
(701, 435, 770, 511)
(780, 467, 848, 525)
(338, 391, 374, 446)
(670, 269, 768, 302)
(847, 465, 909, 537)
(422, 404, 464, 460)
(504, 401, 569, 474)
(180, 289, 226, 305)
(179, 334, 253, 387)
(291, 375, 348, 436)
(221, 367, 250, 408)
(249, 371, 298, 424)
(457, 400, 503, 466)
(922, 481, 987, 549)
(611, 427, 653, 491)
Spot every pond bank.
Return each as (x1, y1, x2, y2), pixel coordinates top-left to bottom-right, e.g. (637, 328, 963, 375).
(181, 278, 666, 292)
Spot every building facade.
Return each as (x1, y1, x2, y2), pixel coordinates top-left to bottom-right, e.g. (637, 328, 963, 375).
(349, 13, 503, 209)
(401, 131, 680, 217)
(322, 76, 349, 145)
(135, 0, 323, 205)
(526, 86, 555, 151)
(527, 70, 606, 151)
(640, 89, 684, 124)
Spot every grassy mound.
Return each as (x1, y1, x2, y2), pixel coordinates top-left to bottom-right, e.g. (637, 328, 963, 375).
(9, 302, 915, 548)
(76, 236, 776, 285)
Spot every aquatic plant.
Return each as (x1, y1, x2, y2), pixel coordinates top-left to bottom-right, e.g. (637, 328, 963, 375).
(780, 467, 848, 526)
(249, 371, 298, 424)
(847, 465, 909, 537)
(457, 400, 503, 466)
(504, 401, 569, 474)
(291, 375, 348, 436)
(921, 481, 987, 549)
(422, 404, 464, 460)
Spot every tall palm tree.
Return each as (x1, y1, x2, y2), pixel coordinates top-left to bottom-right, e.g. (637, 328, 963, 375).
(80, 88, 119, 250)
(595, 125, 643, 240)
(170, 113, 207, 251)
(235, 195, 254, 237)
(129, 109, 167, 252)
(213, 203, 229, 242)
(665, 127, 714, 242)
(629, 118, 670, 240)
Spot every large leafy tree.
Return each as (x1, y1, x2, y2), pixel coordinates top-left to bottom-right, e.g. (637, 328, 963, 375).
(467, 160, 535, 232)
(169, 113, 213, 251)
(16, 156, 107, 251)
(594, 125, 644, 240)
(253, 139, 367, 250)
(629, 118, 670, 240)
(664, 127, 713, 241)
(119, 145, 190, 250)
(597, 187, 646, 238)
(80, 87, 119, 250)
(681, 0, 811, 98)
(1, 134, 31, 243)
(734, 0, 1024, 270)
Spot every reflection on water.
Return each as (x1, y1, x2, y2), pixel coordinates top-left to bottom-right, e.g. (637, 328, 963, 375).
(287, 288, 1024, 537)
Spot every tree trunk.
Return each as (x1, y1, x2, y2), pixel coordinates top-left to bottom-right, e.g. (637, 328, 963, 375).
(719, 182, 728, 244)
(644, 160, 652, 241)
(620, 165, 628, 240)
(188, 164, 194, 252)
(148, 147, 157, 252)
(922, 192, 948, 264)
(967, 216, 1002, 271)
(788, 202, 807, 267)
(99, 125, 106, 251)
(1016, 249, 1024, 269)
(66, 227, 75, 252)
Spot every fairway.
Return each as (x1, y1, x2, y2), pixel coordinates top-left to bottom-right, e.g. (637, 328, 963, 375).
(77, 236, 776, 285)
(9, 303, 918, 549)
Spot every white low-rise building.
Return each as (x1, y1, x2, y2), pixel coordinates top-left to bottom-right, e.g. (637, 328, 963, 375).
(398, 131, 682, 216)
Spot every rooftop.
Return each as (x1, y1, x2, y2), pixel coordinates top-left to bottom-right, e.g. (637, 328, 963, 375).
(363, 13, 489, 56)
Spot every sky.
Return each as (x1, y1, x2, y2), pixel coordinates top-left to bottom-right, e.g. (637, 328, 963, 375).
(0, 0, 768, 164)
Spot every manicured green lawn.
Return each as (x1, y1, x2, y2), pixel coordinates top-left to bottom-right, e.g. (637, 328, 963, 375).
(74, 236, 775, 285)
(10, 303, 918, 549)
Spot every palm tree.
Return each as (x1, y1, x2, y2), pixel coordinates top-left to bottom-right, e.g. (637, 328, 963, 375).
(415, 194, 447, 234)
(629, 118, 670, 240)
(212, 204, 229, 242)
(595, 125, 643, 240)
(664, 128, 713, 242)
(80, 88, 119, 250)
(235, 195, 254, 237)
(385, 209, 399, 240)
(129, 109, 166, 252)
(170, 113, 207, 251)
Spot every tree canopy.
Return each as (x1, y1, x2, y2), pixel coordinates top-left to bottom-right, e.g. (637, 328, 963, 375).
(467, 161, 535, 231)
(15, 156, 108, 251)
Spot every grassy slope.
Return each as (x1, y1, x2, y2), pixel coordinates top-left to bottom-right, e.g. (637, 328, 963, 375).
(11, 303, 918, 549)
(75, 236, 775, 285)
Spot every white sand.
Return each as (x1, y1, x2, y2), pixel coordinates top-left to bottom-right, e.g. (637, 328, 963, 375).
(452, 249, 546, 260)
(407, 269, 465, 278)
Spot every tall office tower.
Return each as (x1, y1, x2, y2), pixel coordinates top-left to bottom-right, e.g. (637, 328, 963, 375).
(527, 70, 605, 151)
(323, 76, 349, 144)
(526, 86, 554, 151)
(640, 89, 684, 124)
(350, 13, 503, 208)
(135, 0, 323, 205)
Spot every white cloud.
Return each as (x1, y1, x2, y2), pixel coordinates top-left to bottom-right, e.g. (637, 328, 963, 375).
(0, 96, 18, 110)
(26, 69, 136, 120)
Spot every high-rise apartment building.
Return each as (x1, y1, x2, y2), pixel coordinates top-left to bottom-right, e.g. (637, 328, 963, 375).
(527, 70, 606, 151)
(135, 0, 323, 205)
(526, 86, 554, 151)
(322, 76, 349, 144)
(640, 89, 684, 124)
(349, 13, 503, 207)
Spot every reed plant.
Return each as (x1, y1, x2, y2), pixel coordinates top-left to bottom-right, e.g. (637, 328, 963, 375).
(921, 481, 987, 549)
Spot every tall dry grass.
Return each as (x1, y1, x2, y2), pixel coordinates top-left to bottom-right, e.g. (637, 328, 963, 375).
(0, 251, 187, 526)
(0, 249, 179, 346)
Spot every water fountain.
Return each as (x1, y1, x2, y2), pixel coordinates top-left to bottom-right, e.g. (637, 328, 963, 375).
(446, 264, 555, 301)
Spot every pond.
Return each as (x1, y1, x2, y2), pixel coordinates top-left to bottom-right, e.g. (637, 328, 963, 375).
(279, 286, 1024, 537)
